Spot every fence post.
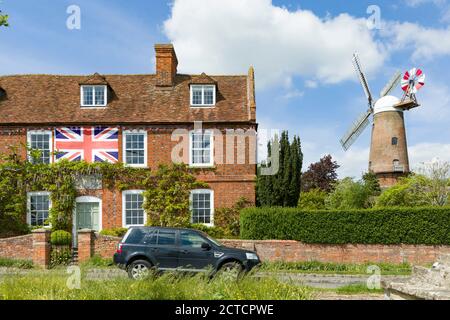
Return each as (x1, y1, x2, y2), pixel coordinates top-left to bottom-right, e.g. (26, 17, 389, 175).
(32, 229, 51, 269)
(78, 229, 95, 262)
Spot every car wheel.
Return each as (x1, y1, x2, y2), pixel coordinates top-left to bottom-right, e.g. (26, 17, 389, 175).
(127, 260, 152, 280)
(221, 261, 243, 272)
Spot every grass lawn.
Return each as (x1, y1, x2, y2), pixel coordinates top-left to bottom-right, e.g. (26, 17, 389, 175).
(259, 261, 412, 275)
(0, 271, 314, 300)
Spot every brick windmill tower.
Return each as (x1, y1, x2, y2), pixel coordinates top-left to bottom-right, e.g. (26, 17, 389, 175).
(340, 54, 425, 188)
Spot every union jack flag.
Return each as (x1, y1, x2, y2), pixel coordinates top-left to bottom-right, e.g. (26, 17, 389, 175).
(54, 127, 119, 163)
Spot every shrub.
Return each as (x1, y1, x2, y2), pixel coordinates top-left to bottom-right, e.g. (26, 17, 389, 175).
(143, 164, 208, 227)
(50, 247, 72, 267)
(325, 178, 372, 210)
(240, 207, 450, 245)
(214, 197, 251, 237)
(376, 175, 434, 207)
(190, 224, 226, 239)
(50, 230, 72, 245)
(99, 227, 128, 238)
(298, 189, 327, 210)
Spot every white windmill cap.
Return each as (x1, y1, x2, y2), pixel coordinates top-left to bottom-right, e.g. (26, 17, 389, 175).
(374, 95, 401, 114)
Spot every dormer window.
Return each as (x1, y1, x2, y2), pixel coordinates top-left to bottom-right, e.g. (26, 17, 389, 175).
(81, 85, 107, 107)
(190, 85, 216, 107)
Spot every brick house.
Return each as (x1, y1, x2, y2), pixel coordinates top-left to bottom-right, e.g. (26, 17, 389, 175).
(0, 44, 257, 233)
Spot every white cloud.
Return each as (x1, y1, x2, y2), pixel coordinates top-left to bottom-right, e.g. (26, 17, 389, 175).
(282, 89, 304, 100)
(404, 0, 447, 7)
(333, 147, 370, 179)
(304, 80, 318, 88)
(163, 0, 386, 88)
(409, 143, 450, 170)
(409, 80, 450, 123)
(382, 22, 450, 61)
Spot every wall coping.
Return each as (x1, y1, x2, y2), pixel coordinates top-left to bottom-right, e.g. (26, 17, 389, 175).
(31, 229, 51, 234)
(0, 233, 33, 242)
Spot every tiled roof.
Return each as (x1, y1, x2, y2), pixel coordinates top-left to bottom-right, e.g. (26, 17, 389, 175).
(0, 73, 255, 125)
(190, 73, 217, 85)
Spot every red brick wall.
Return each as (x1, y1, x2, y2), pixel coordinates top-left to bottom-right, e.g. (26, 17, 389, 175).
(0, 128, 26, 159)
(93, 234, 121, 259)
(90, 237, 450, 265)
(0, 234, 33, 260)
(220, 240, 450, 266)
(0, 124, 257, 229)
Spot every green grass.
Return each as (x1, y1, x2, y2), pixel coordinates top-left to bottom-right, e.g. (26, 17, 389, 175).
(0, 271, 313, 300)
(335, 283, 384, 295)
(259, 261, 412, 275)
(80, 255, 114, 269)
(0, 258, 33, 269)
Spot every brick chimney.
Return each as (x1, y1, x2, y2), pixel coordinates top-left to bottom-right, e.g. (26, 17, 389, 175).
(155, 44, 178, 87)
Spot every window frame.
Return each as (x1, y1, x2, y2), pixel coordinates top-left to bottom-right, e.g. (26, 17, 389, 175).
(189, 130, 214, 167)
(122, 190, 147, 228)
(27, 191, 52, 228)
(27, 130, 53, 164)
(122, 130, 148, 168)
(80, 85, 108, 107)
(190, 85, 216, 107)
(190, 189, 214, 227)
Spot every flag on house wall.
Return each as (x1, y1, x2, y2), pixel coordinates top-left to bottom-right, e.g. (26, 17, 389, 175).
(54, 127, 119, 163)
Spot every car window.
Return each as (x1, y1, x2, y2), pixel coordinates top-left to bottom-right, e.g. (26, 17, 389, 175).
(157, 230, 176, 246)
(143, 230, 157, 245)
(180, 231, 206, 248)
(126, 228, 147, 244)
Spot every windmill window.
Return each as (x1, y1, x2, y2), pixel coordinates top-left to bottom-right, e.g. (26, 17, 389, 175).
(392, 137, 398, 146)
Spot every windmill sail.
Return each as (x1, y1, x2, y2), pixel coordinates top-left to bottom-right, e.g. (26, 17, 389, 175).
(340, 109, 372, 151)
(380, 71, 401, 97)
(352, 53, 373, 108)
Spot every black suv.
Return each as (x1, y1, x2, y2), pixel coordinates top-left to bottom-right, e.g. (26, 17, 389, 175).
(113, 227, 261, 279)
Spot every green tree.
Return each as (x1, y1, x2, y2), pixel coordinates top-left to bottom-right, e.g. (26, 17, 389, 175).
(256, 131, 303, 207)
(325, 178, 370, 210)
(143, 164, 207, 227)
(301, 155, 339, 192)
(0, 10, 9, 27)
(298, 188, 327, 210)
(376, 175, 430, 207)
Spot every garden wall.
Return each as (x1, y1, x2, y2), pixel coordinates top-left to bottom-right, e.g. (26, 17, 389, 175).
(220, 240, 450, 265)
(91, 236, 450, 265)
(2, 232, 450, 267)
(0, 234, 33, 260)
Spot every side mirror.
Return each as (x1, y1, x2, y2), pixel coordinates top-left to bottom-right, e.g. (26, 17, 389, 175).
(201, 242, 211, 251)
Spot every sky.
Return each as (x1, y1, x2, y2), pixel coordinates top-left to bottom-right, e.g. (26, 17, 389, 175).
(1, 0, 450, 178)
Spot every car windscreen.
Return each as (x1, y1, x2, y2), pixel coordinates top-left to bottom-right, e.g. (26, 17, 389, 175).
(198, 231, 222, 247)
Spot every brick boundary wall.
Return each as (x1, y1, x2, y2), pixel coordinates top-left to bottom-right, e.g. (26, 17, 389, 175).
(2, 231, 450, 267)
(220, 240, 450, 265)
(0, 234, 33, 260)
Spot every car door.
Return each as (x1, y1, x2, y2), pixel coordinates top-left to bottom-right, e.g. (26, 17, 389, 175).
(145, 229, 179, 270)
(178, 230, 215, 270)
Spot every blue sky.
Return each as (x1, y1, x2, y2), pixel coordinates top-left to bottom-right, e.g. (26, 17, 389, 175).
(1, 0, 450, 178)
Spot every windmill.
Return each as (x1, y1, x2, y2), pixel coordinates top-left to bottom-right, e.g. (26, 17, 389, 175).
(340, 53, 425, 188)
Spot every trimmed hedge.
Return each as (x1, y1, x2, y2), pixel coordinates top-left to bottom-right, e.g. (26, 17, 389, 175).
(240, 207, 450, 245)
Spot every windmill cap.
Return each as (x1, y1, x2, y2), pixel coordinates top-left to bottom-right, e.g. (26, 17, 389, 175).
(374, 95, 402, 114)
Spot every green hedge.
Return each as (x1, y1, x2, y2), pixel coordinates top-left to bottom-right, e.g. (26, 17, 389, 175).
(240, 207, 450, 245)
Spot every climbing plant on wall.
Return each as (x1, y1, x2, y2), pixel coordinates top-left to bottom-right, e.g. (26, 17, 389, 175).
(0, 145, 204, 235)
